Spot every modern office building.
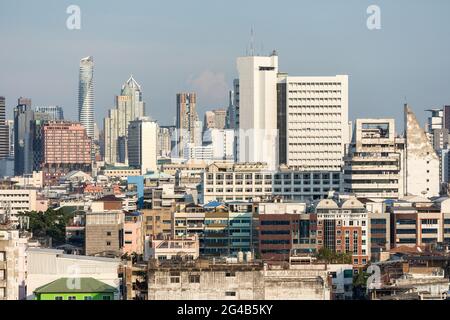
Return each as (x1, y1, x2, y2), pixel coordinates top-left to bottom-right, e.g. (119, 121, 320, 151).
(41, 121, 92, 185)
(78, 56, 95, 139)
(236, 52, 279, 169)
(176, 93, 198, 158)
(34, 106, 64, 121)
(277, 74, 350, 171)
(14, 98, 34, 176)
(201, 162, 342, 203)
(404, 105, 440, 198)
(343, 119, 405, 200)
(104, 76, 145, 164)
(0, 97, 8, 159)
(128, 117, 159, 175)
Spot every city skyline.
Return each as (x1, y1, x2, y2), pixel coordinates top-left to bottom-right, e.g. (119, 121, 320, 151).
(2, 0, 450, 129)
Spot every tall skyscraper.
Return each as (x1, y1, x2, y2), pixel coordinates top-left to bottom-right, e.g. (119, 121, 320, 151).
(0, 96, 9, 159)
(176, 93, 198, 158)
(34, 106, 64, 121)
(128, 117, 159, 175)
(78, 56, 95, 139)
(104, 76, 145, 164)
(236, 52, 279, 169)
(14, 98, 34, 176)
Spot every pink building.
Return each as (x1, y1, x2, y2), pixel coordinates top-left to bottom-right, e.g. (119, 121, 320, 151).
(41, 121, 92, 186)
(123, 212, 143, 255)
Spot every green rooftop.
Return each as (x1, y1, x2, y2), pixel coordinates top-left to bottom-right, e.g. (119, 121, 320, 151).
(34, 277, 117, 294)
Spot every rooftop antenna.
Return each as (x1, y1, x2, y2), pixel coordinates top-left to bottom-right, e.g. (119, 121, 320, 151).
(249, 26, 255, 56)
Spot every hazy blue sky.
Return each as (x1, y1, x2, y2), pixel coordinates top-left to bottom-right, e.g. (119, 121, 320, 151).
(1, 0, 450, 131)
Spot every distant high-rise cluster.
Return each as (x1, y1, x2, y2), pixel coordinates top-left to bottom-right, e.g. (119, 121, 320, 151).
(104, 76, 145, 165)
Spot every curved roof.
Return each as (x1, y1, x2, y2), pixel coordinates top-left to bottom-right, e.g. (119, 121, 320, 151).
(315, 199, 339, 209)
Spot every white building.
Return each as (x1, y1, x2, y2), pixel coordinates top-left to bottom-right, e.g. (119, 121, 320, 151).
(201, 162, 342, 203)
(278, 75, 350, 171)
(128, 117, 159, 175)
(25, 248, 121, 300)
(203, 128, 235, 161)
(405, 105, 440, 198)
(183, 144, 213, 161)
(236, 52, 279, 170)
(0, 189, 37, 222)
(344, 119, 405, 200)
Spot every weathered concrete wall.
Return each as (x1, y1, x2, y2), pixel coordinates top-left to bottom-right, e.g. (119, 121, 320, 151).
(405, 105, 440, 198)
(148, 267, 330, 300)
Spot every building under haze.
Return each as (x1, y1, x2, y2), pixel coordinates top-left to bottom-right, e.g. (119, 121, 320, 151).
(176, 93, 198, 158)
(0, 96, 9, 160)
(34, 106, 64, 121)
(78, 56, 95, 139)
(14, 98, 34, 176)
(128, 117, 159, 175)
(104, 76, 145, 165)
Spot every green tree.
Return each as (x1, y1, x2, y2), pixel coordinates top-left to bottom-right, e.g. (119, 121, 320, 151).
(19, 208, 75, 246)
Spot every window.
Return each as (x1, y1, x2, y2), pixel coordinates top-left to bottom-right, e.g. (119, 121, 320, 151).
(225, 291, 236, 297)
(189, 275, 200, 283)
(102, 296, 111, 300)
(68, 296, 76, 300)
(225, 271, 236, 277)
(0, 252, 5, 261)
(106, 241, 111, 246)
(170, 271, 180, 283)
(84, 296, 93, 300)
(106, 231, 112, 236)
(54, 296, 63, 300)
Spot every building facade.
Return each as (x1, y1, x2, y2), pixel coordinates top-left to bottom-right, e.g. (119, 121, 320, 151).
(127, 117, 159, 175)
(344, 119, 405, 200)
(41, 122, 92, 186)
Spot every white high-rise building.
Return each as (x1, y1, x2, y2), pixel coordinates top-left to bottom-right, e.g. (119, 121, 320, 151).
(236, 52, 279, 170)
(78, 56, 95, 139)
(277, 75, 350, 171)
(104, 76, 145, 164)
(128, 117, 159, 175)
